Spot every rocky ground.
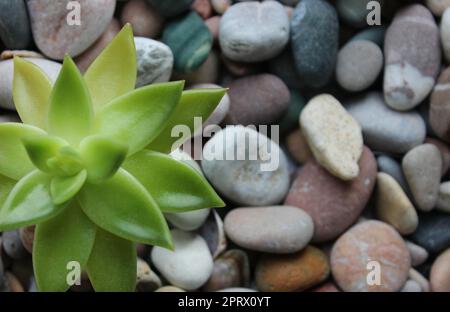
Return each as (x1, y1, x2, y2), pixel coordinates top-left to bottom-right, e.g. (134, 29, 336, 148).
(0, 0, 450, 292)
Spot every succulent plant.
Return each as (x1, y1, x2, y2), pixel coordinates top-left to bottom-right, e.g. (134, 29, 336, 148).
(0, 25, 226, 292)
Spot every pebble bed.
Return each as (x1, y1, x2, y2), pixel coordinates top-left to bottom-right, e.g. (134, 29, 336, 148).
(1, 0, 450, 292)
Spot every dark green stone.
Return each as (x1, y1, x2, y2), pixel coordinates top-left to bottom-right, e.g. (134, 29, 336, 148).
(0, 0, 31, 49)
(147, 0, 193, 17)
(162, 12, 212, 74)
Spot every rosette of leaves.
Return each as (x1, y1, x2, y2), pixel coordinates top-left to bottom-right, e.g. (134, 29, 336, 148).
(0, 25, 226, 292)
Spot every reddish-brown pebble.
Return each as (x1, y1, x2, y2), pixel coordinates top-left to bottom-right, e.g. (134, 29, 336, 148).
(284, 146, 377, 242)
(331, 220, 411, 292)
(191, 0, 213, 19)
(286, 128, 313, 164)
(205, 16, 221, 42)
(312, 282, 340, 292)
(255, 246, 329, 292)
(120, 0, 164, 38)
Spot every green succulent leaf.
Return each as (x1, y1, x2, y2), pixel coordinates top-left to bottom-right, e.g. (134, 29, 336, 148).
(0, 123, 47, 180)
(94, 81, 184, 155)
(0, 174, 16, 207)
(84, 24, 137, 112)
(46, 146, 84, 177)
(80, 135, 128, 183)
(22, 135, 68, 173)
(51, 170, 87, 205)
(148, 88, 227, 154)
(123, 150, 224, 212)
(47, 56, 93, 146)
(0, 171, 69, 231)
(34, 203, 96, 292)
(86, 228, 136, 292)
(78, 168, 172, 248)
(13, 57, 53, 129)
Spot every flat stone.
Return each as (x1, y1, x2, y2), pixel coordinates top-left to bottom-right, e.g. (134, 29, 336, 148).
(162, 11, 212, 73)
(430, 248, 450, 291)
(410, 211, 450, 254)
(225, 74, 290, 126)
(383, 4, 440, 111)
(331, 220, 411, 292)
(336, 40, 383, 92)
(375, 173, 418, 235)
(291, 0, 339, 88)
(255, 246, 329, 292)
(402, 144, 442, 211)
(28, 0, 116, 60)
(430, 67, 450, 142)
(0, 0, 31, 49)
(347, 92, 426, 154)
(134, 37, 173, 87)
(300, 94, 363, 180)
(219, 1, 289, 62)
(201, 126, 290, 206)
(285, 147, 377, 243)
(224, 206, 313, 254)
(151, 229, 213, 290)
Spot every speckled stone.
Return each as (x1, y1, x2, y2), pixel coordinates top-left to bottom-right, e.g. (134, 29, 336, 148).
(202, 249, 250, 292)
(255, 246, 330, 292)
(147, 0, 192, 17)
(375, 173, 418, 235)
(336, 40, 383, 92)
(225, 74, 290, 126)
(219, 1, 289, 62)
(402, 144, 442, 211)
(410, 212, 450, 254)
(134, 37, 173, 87)
(285, 147, 377, 243)
(383, 4, 440, 111)
(162, 12, 212, 73)
(291, 0, 339, 88)
(201, 126, 290, 206)
(0, 0, 31, 49)
(224, 206, 313, 254)
(430, 248, 450, 291)
(347, 92, 426, 154)
(430, 67, 450, 142)
(120, 0, 164, 38)
(331, 220, 411, 292)
(27, 0, 116, 60)
(300, 94, 363, 181)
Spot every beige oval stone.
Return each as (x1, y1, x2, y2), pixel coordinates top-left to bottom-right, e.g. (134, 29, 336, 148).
(437, 181, 450, 212)
(430, 248, 450, 291)
(375, 172, 418, 235)
(300, 94, 363, 180)
(427, 0, 450, 16)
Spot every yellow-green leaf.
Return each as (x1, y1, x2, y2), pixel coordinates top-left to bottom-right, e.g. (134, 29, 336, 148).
(50, 170, 87, 205)
(0, 171, 69, 231)
(34, 203, 96, 292)
(13, 57, 53, 129)
(0, 123, 46, 180)
(78, 169, 172, 248)
(86, 228, 136, 292)
(148, 88, 227, 154)
(48, 56, 93, 146)
(123, 150, 224, 212)
(22, 135, 68, 174)
(84, 24, 137, 112)
(94, 81, 184, 155)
